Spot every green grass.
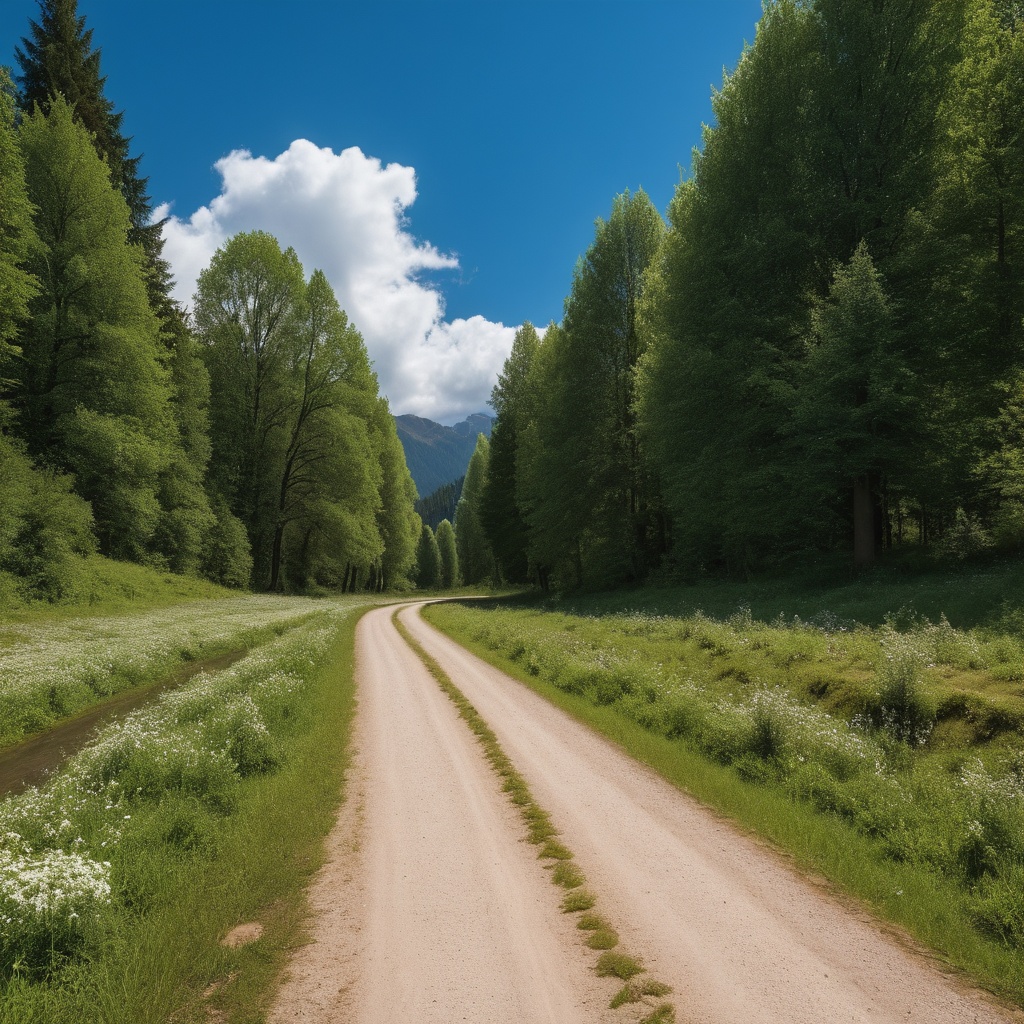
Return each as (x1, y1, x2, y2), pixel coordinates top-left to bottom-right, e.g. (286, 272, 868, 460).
(425, 597, 1024, 1010)
(0, 603, 370, 1023)
(0, 594, 336, 749)
(0, 553, 239, 624)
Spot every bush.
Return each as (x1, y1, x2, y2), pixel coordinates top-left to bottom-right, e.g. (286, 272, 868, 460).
(201, 500, 253, 589)
(872, 643, 934, 745)
(0, 851, 110, 973)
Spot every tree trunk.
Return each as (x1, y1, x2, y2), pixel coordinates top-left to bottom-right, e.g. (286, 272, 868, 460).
(853, 474, 874, 567)
(269, 523, 284, 592)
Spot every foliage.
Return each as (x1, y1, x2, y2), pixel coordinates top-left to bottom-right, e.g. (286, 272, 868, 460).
(435, 518, 459, 589)
(16, 0, 175, 318)
(195, 234, 417, 592)
(517, 192, 664, 589)
(414, 523, 441, 589)
(0, 68, 37, 364)
(455, 433, 495, 584)
(16, 97, 175, 562)
(481, 323, 539, 583)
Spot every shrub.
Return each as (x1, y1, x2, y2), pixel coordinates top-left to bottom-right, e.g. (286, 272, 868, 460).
(872, 643, 934, 745)
(0, 851, 110, 972)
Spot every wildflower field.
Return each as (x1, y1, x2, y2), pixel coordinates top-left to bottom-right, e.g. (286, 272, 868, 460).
(0, 595, 372, 1023)
(425, 591, 1024, 1005)
(0, 595, 328, 747)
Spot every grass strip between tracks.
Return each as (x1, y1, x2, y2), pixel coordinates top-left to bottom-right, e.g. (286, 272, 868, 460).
(393, 607, 675, 1023)
(422, 601, 1024, 1013)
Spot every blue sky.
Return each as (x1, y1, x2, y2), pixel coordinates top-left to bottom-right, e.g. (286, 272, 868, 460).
(1, 1, 764, 422)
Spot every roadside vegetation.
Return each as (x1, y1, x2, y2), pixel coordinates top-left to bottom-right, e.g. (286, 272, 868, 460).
(0, 590, 330, 748)
(425, 576, 1024, 1008)
(0, 597, 371, 1023)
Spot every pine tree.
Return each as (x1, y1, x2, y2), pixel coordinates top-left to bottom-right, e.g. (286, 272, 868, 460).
(17, 0, 177, 322)
(18, 97, 175, 561)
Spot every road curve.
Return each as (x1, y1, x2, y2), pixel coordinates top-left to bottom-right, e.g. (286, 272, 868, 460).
(269, 604, 615, 1024)
(402, 602, 1021, 1024)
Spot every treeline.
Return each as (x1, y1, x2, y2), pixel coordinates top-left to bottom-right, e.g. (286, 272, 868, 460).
(415, 477, 463, 532)
(482, 0, 1024, 590)
(412, 436, 495, 589)
(0, 1, 419, 599)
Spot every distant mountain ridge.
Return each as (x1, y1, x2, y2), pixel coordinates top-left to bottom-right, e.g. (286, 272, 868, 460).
(395, 412, 494, 498)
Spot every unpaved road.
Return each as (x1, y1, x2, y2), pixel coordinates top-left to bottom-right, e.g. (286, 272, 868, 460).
(272, 602, 1020, 1024)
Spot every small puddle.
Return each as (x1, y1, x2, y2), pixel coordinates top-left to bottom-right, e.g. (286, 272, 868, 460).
(0, 648, 249, 798)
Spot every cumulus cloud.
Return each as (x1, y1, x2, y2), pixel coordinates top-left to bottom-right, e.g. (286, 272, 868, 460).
(157, 140, 516, 422)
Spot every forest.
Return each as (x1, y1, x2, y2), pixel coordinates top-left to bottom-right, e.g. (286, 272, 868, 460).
(6, 0, 1024, 603)
(479, 0, 1024, 591)
(0, 2, 421, 603)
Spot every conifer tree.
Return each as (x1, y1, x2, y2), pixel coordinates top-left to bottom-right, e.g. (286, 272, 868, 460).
(17, 0, 176, 321)
(18, 97, 175, 561)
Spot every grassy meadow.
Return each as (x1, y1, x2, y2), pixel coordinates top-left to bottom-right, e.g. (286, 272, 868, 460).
(0, 587, 378, 1023)
(424, 561, 1024, 1007)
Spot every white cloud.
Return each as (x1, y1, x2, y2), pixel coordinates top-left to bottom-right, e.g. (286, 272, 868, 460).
(158, 140, 517, 423)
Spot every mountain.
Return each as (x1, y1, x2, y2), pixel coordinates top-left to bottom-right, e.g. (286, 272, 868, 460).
(395, 413, 494, 498)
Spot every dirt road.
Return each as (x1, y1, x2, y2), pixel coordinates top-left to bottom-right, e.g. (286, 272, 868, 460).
(272, 602, 1019, 1024)
(270, 603, 615, 1024)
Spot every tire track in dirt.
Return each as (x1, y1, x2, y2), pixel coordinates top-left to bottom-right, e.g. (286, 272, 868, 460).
(404, 603, 1022, 1024)
(269, 604, 617, 1024)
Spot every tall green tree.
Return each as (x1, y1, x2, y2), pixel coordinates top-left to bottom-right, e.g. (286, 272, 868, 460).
(196, 233, 419, 592)
(17, 97, 175, 561)
(436, 518, 459, 589)
(414, 523, 441, 589)
(792, 245, 920, 563)
(517, 323, 580, 589)
(639, 0, 964, 570)
(0, 69, 37, 368)
(455, 433, 494, 585)
(370, 398, 421, 590)
(195, 231, 305, 586)
(0, 70, 95, 601)
(481, 322, 539, 583)
(521, 191, 664, 588)
(16, 0, 174, 319)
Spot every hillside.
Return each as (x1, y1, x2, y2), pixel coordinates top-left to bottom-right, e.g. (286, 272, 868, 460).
(395, 413, 493, 497)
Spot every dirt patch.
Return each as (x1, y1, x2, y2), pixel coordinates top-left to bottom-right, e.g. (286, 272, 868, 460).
(221, 923, 264, 948)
